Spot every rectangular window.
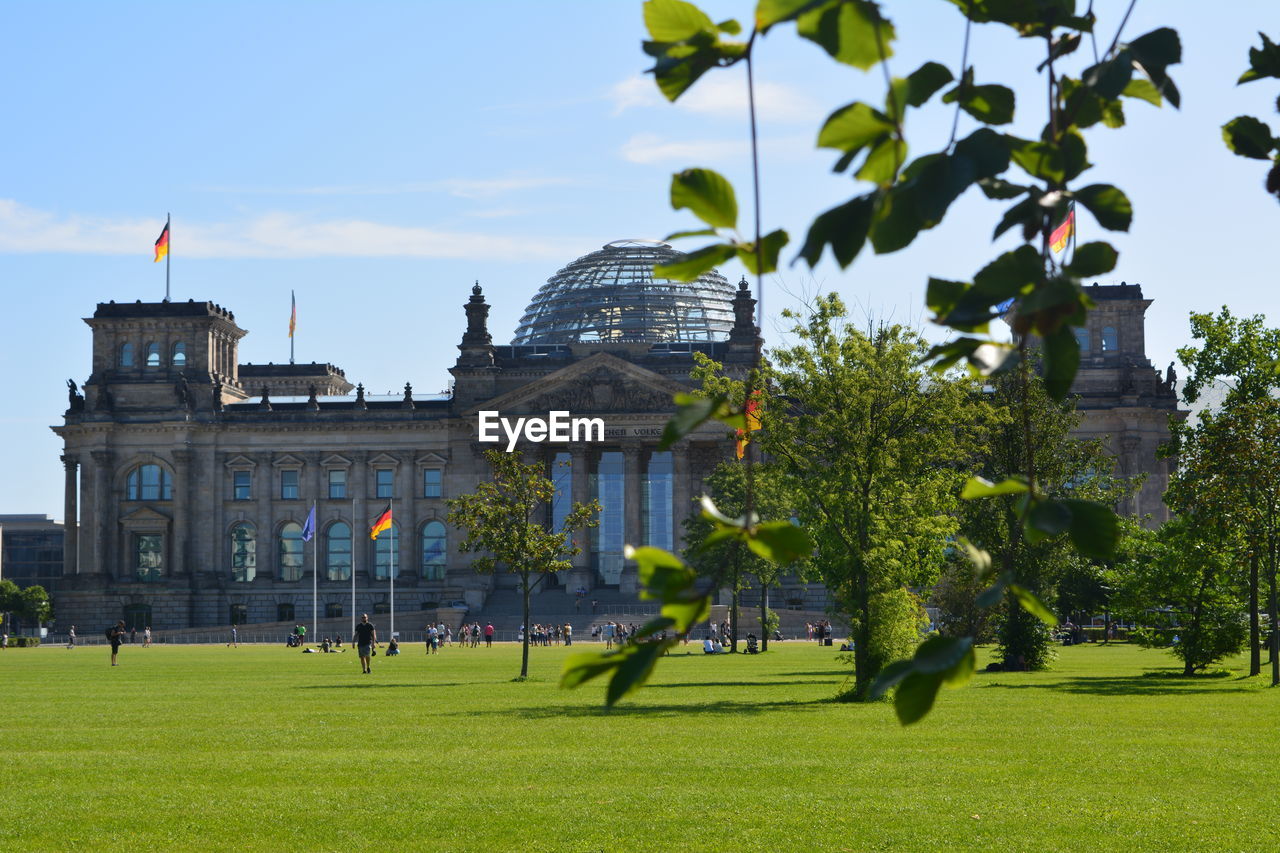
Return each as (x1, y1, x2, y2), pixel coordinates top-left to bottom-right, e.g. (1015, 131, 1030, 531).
(423, 468, 442, 498)
(328, 469, 347, 499)
(134, 533, 163, 582)
(233, 471, 251, 501)
(281, 469, 300, 500)
(375, 469, 394, 499)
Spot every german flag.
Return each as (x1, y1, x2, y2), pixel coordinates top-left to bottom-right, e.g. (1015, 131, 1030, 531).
(289, 290, 296, 339)
(154, 221, 170, 263)
(735, 392, 763, 460)
(370, 504, 392, 540)
(1049, 206, 1074, 254)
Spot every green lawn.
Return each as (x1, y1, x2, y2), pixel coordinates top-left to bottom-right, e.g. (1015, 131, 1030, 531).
(1, 639, 1276, 851)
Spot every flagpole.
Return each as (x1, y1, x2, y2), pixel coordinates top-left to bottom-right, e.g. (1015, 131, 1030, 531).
(165, 213, 171, 303)
(351, 497, 357, 641)
(311, 505, 318, 645)
(390, 497, 396, 638)
(290, 290, 296, 365)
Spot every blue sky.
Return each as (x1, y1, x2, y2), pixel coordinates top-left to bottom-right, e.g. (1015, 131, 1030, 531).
(1, 1, 1277, 517)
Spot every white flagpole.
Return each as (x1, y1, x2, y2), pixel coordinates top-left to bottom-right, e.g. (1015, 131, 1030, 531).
(311, 505, 318, 644)
(390, 497, 396, 638)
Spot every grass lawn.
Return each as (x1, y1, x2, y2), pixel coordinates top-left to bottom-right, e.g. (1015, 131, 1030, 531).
(1, 639, 1276, 851)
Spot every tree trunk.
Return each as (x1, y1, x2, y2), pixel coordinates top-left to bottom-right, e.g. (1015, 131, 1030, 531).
(1271, 546, 1279, 688)
(520, 574, 531, 678)
(1103, 608, 1111, 645)
(1250, 550, 1261, 676)
(730, 585, 740, 653)
(760, 582, 769, 652)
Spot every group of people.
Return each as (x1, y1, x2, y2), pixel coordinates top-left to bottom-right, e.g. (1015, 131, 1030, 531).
(519, 623, 573, 646)
(806, 621, 834, 643)
(453, 622, 495, 648)
(591, 621, 641, 649)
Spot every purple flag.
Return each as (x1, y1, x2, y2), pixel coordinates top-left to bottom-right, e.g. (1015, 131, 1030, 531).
(301, 503, 316, 542)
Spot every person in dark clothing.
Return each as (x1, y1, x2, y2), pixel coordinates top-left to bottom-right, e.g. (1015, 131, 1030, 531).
(108, 621, 126, 666)
(353, 613, 378, 674)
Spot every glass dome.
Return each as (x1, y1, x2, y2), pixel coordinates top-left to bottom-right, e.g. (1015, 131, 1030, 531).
(511, 240, 736, 345)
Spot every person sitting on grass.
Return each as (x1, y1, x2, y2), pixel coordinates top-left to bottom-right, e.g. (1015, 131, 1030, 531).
(386, 636, 400, 656)
(703, 637, 715, 654)
(711, 638, 725, 654)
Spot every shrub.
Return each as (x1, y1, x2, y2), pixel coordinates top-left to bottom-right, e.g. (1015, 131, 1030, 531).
(9, 636, 40, 648)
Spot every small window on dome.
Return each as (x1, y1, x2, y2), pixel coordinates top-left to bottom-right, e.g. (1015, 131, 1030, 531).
(146, 342, 161, 367)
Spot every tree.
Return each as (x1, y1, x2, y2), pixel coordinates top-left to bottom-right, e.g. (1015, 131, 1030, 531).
(446, 449, 600, 678)
(1175, 309, 1280, 679)
(682, 458, 806, 652)
(763, 295, 987, 699)
(1111, 518, 1248, 675)
(18, 585, 51, 630)
(0, 579, 18, 635)
(955, 361, 1130, 670)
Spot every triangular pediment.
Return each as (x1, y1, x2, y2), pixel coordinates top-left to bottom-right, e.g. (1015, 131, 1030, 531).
(321, 453, 352, 468)
(120, 506, 172, 524)
(416, 452, 449, 466)
(224, 454, 256, 469)
(465, 352, 691, 416)
(272, 454, 305, 468)
(367, 452, 401, 468)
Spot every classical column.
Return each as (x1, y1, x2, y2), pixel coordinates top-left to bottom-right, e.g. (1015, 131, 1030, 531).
(672, 441, 691, 553)
(570, 448, 590, 579)
(90, 450, 114, 577)
(171, 447, 193, 577)
(351, 451, 369, 582)
(398, 452, 414, 586)
(621, 443, 643, 594)
(256, 453, 273, 581)
(61, 454, 79, 576)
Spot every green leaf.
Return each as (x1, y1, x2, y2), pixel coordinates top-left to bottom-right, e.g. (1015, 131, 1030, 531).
(1222, 116, 1276, 161)
(1064, 242, 1118, 278)
(925, 277, 967, 318)
(975, 571, 1011, 608)
(913, 635, 973, 675)
(869, 659, 915, 700)
(737, 228, 790, 274)
(606, 640, 667, 705)
(1073, 184, 1132, 232)
(1008, 131, 1089, 185)
(701, 494, 746, 527)
(955, 535, 992, 579)
(1061, 498, 1119, 559)
(797, 0, 896, 72)
(978, 178, 1030, 200)
(661, 597, 711, 633)
(664, 228, 718, 240)
(670, 168, 739, 229)
(1239, 33, 1280, 85)
(644, 0, 716, 41)
(1127, 27, 1182, 109)
(654, 242, 737, 282)
(817, 102, 894, 154)
(855, 136, 906, 185)
(993, 195, 1039, 241)
(755, 0, 831, 33)
(905, 61, 953, 107)
(1082, 51, 1133, 100)
(1028, 497, 1072, 539)
(893, 670, 942, 725)
(658, 392, 732, 450)
(1008, 584, 1057, 628)
(746, 520, 813, 565)
(961, 475, 1031, 499)
(560, 649, 623, 689)
(946, 82, 1015, 126)
(1121, 78, 1162, 107)
(940, 642, 976, 687)
(716, 18, 742, 35)
(869, 184, 923, 254)
(797, 194, 875, 268)
(626, 545, 695, 600)
(1041, 325, 1080, 401)
(972, 245, 1042, 299)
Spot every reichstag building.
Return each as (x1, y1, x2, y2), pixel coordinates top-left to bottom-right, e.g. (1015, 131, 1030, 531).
(51, 239, 1179, 631)
(53, 241, 761, 630)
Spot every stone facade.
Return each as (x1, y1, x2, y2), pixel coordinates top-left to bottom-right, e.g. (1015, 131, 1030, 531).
(1069, 282, 1184, 523)
(51, 283, 758, 631)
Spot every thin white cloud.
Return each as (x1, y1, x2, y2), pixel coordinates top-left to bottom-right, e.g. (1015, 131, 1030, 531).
(609, 74, 821, 124)
(0, 199, 579, 261)
(620, 133, 812, 165)
(191, 176, 574, 199)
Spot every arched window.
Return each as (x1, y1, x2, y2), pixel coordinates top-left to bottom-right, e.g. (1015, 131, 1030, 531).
(279, 522, 304, 582)
(126, 464, 172, 501)
(231, 523, 256, 582)
(146, 342, 162, 367)
(172, 342, 187, 366)
(326, 522, 352, 581)
(1101, 326, 1118, 352)
(119, 342, 134, 367)
(421, 521, 446, 580)
(1074, 328, 1090, 353)
(373, 521, 400, 580)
